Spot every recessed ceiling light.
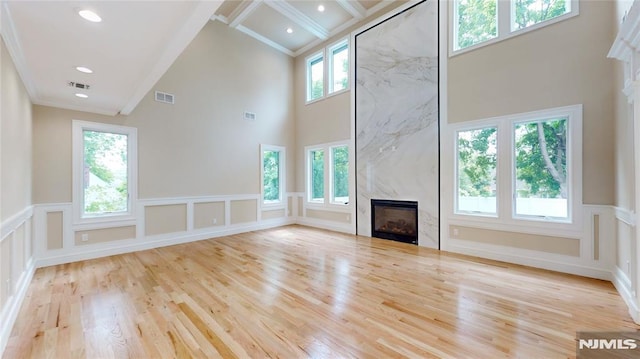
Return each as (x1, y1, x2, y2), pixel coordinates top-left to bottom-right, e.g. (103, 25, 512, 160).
(78, 10, 102, 23)
(317, 4, 325, 12)
(75, 66, 93, 74)
(75, 93, 88, 99)
(286, 27, 293, 34)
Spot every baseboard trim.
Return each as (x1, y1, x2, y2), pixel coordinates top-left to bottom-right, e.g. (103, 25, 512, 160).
(446, 242, 612, 281)
(295, 217, 355, 234)
(612, 265, 640, 324)
(0, 257, 36, 355)
(36, 217, 295, 268)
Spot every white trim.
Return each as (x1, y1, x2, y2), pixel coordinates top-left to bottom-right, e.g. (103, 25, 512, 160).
(327, 37, 350, 95)
(613, 265, 640, 324)
(305, 50, 325, 103)
(295, 217, 354, 235)
(615, 206, 636, 227)
(36, 217, 294, 268)
(445, 239, 611, 280)
(336, 0, 366, 19)
(227, 0, 262, 28)
(235, 25, 295, 57)
(0, 3, 38, 101)
(449, 0, 580, 57)
(0, 258, 35, 356)
(0, 206, 33, 242)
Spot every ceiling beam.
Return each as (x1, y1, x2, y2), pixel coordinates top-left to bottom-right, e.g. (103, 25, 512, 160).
(264, 0, 328, 40)
(335, 0, 366, 19)
(227, 0, 263, 28)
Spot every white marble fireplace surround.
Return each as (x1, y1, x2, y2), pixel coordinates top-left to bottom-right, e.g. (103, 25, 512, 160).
(355, 0, 439, 248)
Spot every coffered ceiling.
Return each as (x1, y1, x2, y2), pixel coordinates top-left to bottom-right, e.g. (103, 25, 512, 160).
(211, 0, 402, 56)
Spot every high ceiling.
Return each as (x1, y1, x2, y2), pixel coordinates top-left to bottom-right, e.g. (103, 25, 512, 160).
(212, 0, 401, 56)
(0, 1, 401, 117)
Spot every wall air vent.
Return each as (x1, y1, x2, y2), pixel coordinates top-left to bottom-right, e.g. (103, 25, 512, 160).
(68, 81, 90, 90)
(243, 111, 256, 121)
(155, 91, 175, 104)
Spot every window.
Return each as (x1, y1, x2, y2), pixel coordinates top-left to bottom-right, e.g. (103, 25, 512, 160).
(328, 40, 349, 94)
(261, 145, 286, 205)
(512, 0, 571, 31)
(306, 52, 324, 102)
(453, 105, 581, 224)
(331, 145, 349, 204)
(310, 149, 325, 202)
(454, 0, 497, 51)
(306, 38, 350, 102)
(514, 117, 568, 219)
(456, 127, 497, 215)
(305, 142, 349, 206)
(452, 0, 578, 53)
(73, 120, 137, 222)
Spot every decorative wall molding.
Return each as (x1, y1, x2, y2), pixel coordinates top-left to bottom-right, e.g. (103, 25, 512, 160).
(0, 206, 35, 355)
(443, 205, 616, 281)
(615, 206, 636, 227)
(613, 265, 640, 323)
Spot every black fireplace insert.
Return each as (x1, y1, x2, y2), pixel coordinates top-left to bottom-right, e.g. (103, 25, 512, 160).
(371, 199, 418, 245)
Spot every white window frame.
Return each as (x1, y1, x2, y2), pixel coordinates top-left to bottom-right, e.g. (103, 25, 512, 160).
(72, 120, 138, 225)
(450, 105, 582, 231)
(306, 50, 325, 104)
(454, 125, 499, 217)
(450, 0, 579, 56)
(306, 146, 326, 204)
(260, 144, 286, 208)
(329, 144, 350, 205)
(305, 141, 350, 209)
(327, 38, 350, 96)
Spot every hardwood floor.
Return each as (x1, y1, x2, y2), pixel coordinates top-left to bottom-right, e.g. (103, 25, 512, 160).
(3, 225, 637, 358)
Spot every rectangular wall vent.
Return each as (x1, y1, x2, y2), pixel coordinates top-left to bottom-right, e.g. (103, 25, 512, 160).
(243, 111, 256, 121)
(155, 91, 175, 104)
(68, 81, 90, 90)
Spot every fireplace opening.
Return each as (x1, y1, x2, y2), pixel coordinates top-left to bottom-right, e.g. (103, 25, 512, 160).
(371, 199, 418, 245)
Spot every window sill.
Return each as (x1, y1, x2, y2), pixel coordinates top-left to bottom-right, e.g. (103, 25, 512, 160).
(73, 214, 137, 230)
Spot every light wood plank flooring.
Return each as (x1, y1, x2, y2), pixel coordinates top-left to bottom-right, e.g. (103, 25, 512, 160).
(3, 225, 637, 358)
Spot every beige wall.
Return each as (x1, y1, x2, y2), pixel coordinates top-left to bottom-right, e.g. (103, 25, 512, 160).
(194, 201, 225, 229)
(450, 225, 580, 257)
(230, 199, 257, 224)
(293, 2, 407, 192)
(306, 209, 350, 223)
(262, 209, 285, 220)
(46, 211, 63, 250)
(145, 204, 187, 236)
(75, 226, 136, 246)
(32, 20, 295, 204)
(449, 1, 616, 205)
(1, 38, 32, 220)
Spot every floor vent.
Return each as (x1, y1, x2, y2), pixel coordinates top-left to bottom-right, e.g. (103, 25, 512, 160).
(155, 91, 175, 104)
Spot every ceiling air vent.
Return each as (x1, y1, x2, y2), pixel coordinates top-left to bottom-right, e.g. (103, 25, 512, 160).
(243, 111, 256, 121)
(155, 91, 175, 104)
(68, 81, 90, 90)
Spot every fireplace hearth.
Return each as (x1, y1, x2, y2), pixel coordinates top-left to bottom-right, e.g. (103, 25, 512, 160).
(371, 199, 418, 245)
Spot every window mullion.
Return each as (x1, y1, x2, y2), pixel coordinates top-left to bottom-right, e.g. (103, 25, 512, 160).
(498, 0, 511, 37)
(498, 121, 512, 221)
(325, 146, 331, 203)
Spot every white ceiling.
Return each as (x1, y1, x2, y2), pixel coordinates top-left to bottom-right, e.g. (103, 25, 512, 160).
(0, 0, 400, 117)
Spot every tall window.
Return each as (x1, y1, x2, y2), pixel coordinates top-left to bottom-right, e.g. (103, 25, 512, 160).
(328, 40, 349, 94)
(261, 145, 286, 205)
(453, 105, 581, 224)
(331, 145, 349, 204)
(305, 142, 349, 206)
(452, 0, 577, 53)
(306, 52, 324, 102)
(514, 118, 568, 219)
(310, 149, 325, 202)
(456, 127, 497, 215)
(73, 121, 137, 222)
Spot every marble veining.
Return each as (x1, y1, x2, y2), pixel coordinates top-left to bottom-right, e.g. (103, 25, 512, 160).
(355, 0, 439, 248)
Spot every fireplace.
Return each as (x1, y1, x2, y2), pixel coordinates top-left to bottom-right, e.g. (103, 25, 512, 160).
(371, 199, 418, 245)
